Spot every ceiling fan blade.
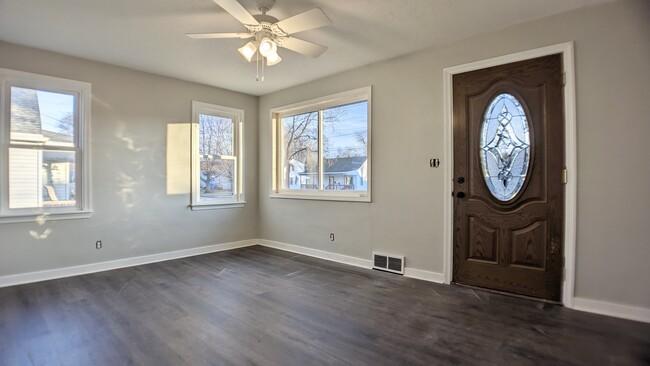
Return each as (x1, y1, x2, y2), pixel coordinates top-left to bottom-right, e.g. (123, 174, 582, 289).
(279, 37, 328, 58)
(187, 32, 252, 39)
(213, 0, 260, 26)
(275, 8, 332, 35)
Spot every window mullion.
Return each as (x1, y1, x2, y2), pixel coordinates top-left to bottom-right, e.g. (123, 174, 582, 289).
(8, 144, 78, 152)
(231, 116, 237, 183)
(0, 141, 7, 215)
(230, 117, 237, 199)
(318, 109, 324, 191)
(232, 156, 238, 199)
(238, 120, 243, 199)
(75, 148, 82, 209)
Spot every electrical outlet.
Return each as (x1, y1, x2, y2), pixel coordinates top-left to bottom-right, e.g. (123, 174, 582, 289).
(330, 233, 335, 242)
(96, 240, 102, 249)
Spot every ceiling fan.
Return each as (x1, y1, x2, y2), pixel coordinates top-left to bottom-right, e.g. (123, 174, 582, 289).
(188, 0, 332, 75)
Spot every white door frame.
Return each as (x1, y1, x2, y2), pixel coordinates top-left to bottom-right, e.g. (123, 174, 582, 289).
(442, 42, 577, 307)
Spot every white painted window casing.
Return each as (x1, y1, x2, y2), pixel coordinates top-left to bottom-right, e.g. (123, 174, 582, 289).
(190, 101, 245, 209)
(0, 68, 92, 224)
(270, 86, 372, 202)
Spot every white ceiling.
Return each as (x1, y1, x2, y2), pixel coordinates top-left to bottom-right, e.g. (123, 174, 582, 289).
(0, 0, 613, 96)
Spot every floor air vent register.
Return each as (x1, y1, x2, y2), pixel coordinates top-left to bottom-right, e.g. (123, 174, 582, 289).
(372, 252, 405, 274)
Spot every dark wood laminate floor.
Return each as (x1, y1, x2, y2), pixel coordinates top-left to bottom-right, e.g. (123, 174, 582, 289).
(1, 246, 648, 366)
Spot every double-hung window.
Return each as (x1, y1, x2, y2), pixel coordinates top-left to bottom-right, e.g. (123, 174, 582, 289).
(271, 87, 371, 202)
(0, 68, 91, 223)
(191, 101, 244, 209)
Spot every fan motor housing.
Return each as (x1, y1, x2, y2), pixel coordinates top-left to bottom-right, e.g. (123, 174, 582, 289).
(253, 14, 279, 25)
(254, 0, 276, 14)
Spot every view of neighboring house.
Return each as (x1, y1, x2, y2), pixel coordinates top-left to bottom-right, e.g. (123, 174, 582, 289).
(296, 156, 368, 191)
(9, 87, 76, 208)
(286, 159, 305, 189)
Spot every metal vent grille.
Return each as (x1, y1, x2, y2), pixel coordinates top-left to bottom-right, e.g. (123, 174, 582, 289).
(388, 257, 403, 272)
(372, 252, 404, 275)
(374, 255, 388, 269)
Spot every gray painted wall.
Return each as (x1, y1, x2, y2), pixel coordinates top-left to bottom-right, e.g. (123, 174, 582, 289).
(0, 41, 259, 276)
(0, 0, 648, 312)
(259, 0, 650, 308)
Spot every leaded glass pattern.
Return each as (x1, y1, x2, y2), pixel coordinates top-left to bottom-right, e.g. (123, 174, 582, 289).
(480, 93, 530, 201)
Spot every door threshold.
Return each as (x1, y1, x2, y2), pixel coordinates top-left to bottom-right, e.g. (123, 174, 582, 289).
(451, 282, 563, 306)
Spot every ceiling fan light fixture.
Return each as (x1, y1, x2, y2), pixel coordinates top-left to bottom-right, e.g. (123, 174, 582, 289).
(258, 37, 277, 57)
(237, 41, 258, 62)
(190, 0, 333, 80)
(265, 50, 282, 66)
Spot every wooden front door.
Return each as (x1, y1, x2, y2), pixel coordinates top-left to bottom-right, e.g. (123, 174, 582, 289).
(452, 55, 564, 301)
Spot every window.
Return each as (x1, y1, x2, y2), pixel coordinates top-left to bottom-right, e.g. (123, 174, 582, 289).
(0, 68, 91, 223)
(191, 101, 244, 209)
(480, 93, 531, 201)
(271, 87, 371, 202)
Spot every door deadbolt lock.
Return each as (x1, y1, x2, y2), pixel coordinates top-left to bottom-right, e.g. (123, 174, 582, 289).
(457, 177, 465, 184)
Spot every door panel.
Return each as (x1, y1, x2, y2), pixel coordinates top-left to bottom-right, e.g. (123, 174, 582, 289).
(452, 55, 564, 301)
(510, 220, 547, 269)
(467, 216, 499, 263)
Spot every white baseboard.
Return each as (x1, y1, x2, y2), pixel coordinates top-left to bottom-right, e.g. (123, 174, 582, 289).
(259, 239, 372, 269)
(572, 297, 650, 323)
(0, 239, 258, 288)
(404, 267, 445, 283)
(258, 239, 445, 283)
(259, 240, 649, 323)
(3, 237, 647, 324)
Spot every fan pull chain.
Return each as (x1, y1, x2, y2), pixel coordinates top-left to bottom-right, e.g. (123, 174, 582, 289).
(255, 51, 266, 82)
(256, 52, 260, 82)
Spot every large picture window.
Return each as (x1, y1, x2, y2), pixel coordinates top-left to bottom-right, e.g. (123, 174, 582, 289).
(191, 101, 244, 209)
(271, 87, 371, 202)
(0, 69, 91, 223)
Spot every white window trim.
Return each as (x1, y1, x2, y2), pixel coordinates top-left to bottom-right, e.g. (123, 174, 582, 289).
(0, 68, 92, 224)
(270, 86, 372, 202)
(190, 101, 245, 210)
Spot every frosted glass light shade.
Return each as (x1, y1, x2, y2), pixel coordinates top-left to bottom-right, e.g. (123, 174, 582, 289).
(266, 50, 282, 66)
(237, 41, 257, 62)
(259, 38, 277, 57)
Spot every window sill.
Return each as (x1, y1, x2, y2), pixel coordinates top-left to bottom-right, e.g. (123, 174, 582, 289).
(270, 192, 370, 203)
(0, 210, 93, 224)
(190, 201, 246, 211)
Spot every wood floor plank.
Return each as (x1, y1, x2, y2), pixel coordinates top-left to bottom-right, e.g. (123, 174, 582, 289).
(0, 245, 648, 365)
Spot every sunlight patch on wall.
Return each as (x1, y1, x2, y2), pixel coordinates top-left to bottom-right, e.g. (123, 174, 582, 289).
(166, 123, 191, 195)
(29, 228, 51, 240)
(117, 172, 136, 209)
(29, 213, 51, 240)
(116, 123, 147, 153)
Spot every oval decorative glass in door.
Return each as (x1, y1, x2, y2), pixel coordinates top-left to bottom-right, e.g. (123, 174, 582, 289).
(480, 93, 531, 201)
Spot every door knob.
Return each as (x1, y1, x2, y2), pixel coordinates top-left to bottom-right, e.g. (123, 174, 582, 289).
(456, 192, 466, 198)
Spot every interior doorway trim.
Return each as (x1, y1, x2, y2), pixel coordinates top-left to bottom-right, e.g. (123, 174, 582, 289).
(442, 42, 577, 307)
